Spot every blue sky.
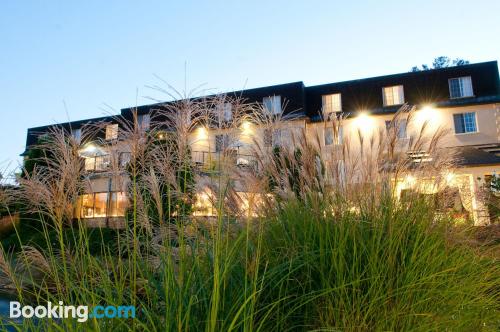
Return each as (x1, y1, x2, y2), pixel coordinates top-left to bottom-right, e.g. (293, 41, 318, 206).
(1, 0, 499, 178)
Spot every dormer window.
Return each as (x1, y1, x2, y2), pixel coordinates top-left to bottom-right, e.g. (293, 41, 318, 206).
(105, 124, 118, 140)
(263, 96, 282, 115)
(71, 128, 82, 143)
(217, 103, 232, 122)
(138, 114, 151, 130)
(449, 76, 473, 99)
(382, 85, 404, 106)
(322, 93, 342, 116)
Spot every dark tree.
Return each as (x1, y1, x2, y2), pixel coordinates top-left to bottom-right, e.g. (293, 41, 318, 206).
(411, 57, 470, 72)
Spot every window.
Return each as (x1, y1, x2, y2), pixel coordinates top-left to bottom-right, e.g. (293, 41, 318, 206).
(322, 93, 342, 115)
(385, 119, 408, 139)
(138, 114, 151, 130)
(272, 129, 282, 146)
(324, 126, 343, 146)
(264, 129, 272, 147)
(105, 124, 118, 140)
(109, 192, 128, 217)
(263, 96, 282, 115)
(119, 152, 131, 168)
(217, 103, 232, 122)
(453, 112, 477, 134)
(449, 76, 473, 99)
(71, 128, 82, 143)
(263, 128, 282, 147)
(80, 194, 94, 218)
(382, 85, 404, 106)
(84, 157, 96, 171)
(78, 192, 127, 218)
(215, 134, 230, 152)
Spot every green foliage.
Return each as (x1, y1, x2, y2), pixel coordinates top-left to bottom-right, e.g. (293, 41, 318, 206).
(127, 135, 196, 225)
(21, 135, 53, 178)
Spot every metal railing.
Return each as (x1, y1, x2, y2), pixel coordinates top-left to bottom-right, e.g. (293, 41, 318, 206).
(83, 152, 131, 172)
(192, 150, 258, 171)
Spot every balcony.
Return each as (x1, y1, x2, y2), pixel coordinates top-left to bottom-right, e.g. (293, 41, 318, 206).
(192, 150, 258, 172)
(83, 152, 131, 173)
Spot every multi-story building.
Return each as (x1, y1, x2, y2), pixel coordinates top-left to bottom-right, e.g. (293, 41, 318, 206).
(23, 61, 500, 226)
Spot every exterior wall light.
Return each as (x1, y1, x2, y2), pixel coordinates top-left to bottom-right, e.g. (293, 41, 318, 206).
(416, 105, 441, 128)
(354, 111, 375, 132)
(197, 126, 208, 140)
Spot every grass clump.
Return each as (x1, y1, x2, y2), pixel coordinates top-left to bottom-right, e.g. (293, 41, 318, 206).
(0, 91, 498, 331)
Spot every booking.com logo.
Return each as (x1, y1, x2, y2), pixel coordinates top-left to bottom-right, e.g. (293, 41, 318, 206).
(10, 301, 135, 322)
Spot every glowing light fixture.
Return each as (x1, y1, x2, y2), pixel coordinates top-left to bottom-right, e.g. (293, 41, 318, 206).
(79, 143, 98, 156)
(197, 126, 208, 140)
(241, 121, 253, 135)
(354, 111, 375, 132)
(416, 105, 441, 128)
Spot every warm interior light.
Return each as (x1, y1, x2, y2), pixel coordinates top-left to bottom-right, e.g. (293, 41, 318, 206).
(241, 121, 252, 135)
(197, 126, 208, 140)
(79, 143, 98, 156)
(353, 111, 375, 132)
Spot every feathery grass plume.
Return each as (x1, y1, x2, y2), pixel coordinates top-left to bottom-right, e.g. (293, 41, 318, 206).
(0, 83, 498, 331)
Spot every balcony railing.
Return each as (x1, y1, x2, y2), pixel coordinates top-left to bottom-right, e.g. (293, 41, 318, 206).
(83, 152, 131, 172)
(192, 150, 258, 171)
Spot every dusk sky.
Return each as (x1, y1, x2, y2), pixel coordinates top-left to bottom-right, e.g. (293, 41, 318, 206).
(1, 0, 499, 179)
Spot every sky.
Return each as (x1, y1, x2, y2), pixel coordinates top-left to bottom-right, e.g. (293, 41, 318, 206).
(1, 0, 499, 179)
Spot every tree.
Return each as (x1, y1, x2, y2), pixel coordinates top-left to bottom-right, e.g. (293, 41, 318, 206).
(411, 56, 470, 72)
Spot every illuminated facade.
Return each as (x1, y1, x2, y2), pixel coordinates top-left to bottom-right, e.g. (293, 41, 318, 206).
(24, 61, 500, 225)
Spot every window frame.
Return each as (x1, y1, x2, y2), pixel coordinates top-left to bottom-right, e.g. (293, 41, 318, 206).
(263, 96, 282, 115)
(105, 124, 119, 140)
(385, 119, 408, 139)
(382, 85, 405, 106)
(453, 112, 478, 135)
(322, 93, 342, 115)
(448, 76, 474, 99)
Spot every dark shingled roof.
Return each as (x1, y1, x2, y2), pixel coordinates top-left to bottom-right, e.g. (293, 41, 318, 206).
(452, 145, 500, 166)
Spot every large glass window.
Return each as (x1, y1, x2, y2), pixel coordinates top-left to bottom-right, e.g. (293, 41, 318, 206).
(109, 192, 128, 217)
(78, 192, 127, 219)
(382, 85, 404, 106)
(449, 76, 473, 99)
(80, 194, 94, 218)
(453, 112, 477, 134)
(93, 193, 108, 218)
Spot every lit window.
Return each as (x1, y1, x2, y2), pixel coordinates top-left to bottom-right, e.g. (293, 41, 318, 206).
(80, 194, 94, 218)
(109, 192, 128, 217)
(453, 112, 477, 134)
(138, 114, 151, 130)
(324, 127, 343, 146)
(84, 157, 96, 171)
(382, 85, 404, 106)
(263, 96, 282, 115)
(93, 193, 108, 218)
(105, 124, 118, 140)
(385, 119, 408, 139)
(71, 128, 82, 143)
(322, 93, 342, 115)
(215, 134, 230, 152)
(449, 77, 473, 99)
